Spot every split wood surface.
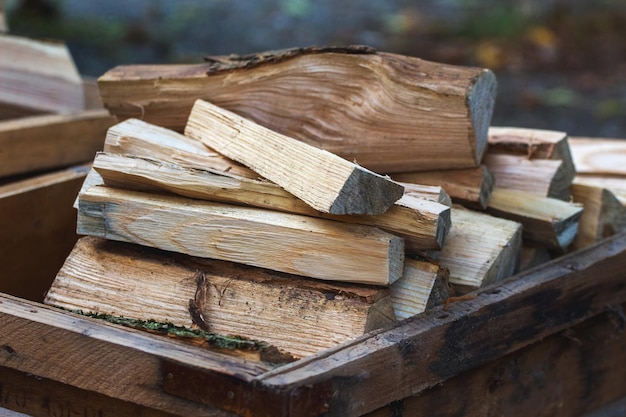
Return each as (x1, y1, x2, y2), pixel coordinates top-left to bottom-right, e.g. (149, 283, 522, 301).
(77, 186, 405, 286)
(569, 137, 626, 176)
(98, 46, 496, 172)
(185, 99, 404, 215)
(0, 110, 115, 178)
(46, 236, 396, 358)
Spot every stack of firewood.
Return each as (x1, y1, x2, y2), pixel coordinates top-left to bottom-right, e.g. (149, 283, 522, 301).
(42, 46, 625, 359)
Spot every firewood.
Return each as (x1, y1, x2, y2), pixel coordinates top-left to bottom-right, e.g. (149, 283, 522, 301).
(45, 236, 396, 358)
(185, 99, 404, 215)
(389, 259, 449, 320)
(436, 208, 522, 294)
(0, 34, 85, 119)
(519, 244, 552, 272)
(573, 176, 626, 206)
(487, 188, 584, 252)
(77, 186, 405, 286)
(401, 183, 452, 206)
(98, 46, 497, 173)
(483, 153, 574, 201)
(569, 137, 626, 177)
(570, 183, 626, 251)
(393, 165, 494, 209)
(0, 110, 115, 178)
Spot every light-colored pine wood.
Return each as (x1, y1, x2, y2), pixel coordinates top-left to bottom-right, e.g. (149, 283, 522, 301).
(82, 76, 104, 109)
(573, 176, 626, 206)
(389, 259, 449, 320)
(185, 99, 404, 215)
(77, 186, 405, 285)
(487, 188, 583, 252)
(437, 208, 522, 293)
(98, 46, 496, 173)
(46, 236, 396, 358)
(393, 165, 494, 209)
(93, 152, 449, 252)
(0, 110, 115, 178)
(401, 182, 452, 206)
(570, 183, 626, 251)
(483, 153, 575, 200)
(0, 34, 84, 117)
(569, 137, 626, 176)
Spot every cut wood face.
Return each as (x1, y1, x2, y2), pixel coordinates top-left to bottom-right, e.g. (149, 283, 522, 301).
(569, 137, 626, 177)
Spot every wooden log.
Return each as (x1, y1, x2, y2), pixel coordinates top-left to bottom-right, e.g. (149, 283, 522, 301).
(45, 236, 396, 358)
(435, 208, 522, 293)
(0, 34, 84, 118)
(98, 46, 497, 173)
(569, 136, 626, 177)
(77, 186, 405, 286)
(389, 259, 449, 320)
(0, 110, 115, 178)
(0, 164, 89, 302)
(185, 99, 404, 215)
(573, 176, 626, 207)
(570, 183, 626, 251)
(401, 183, 452, 206)
(483, 153, 574, 201)
(393, 165, 494, 209)
(519, 244, 552, 272)
(487, 188, 583, 252)
(93, 152, 450, 252)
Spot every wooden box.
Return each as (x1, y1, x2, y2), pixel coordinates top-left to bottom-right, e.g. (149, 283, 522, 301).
(0, 169, 625, 416)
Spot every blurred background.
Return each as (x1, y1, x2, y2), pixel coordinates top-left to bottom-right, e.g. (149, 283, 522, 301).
(4, 0, 626, 138)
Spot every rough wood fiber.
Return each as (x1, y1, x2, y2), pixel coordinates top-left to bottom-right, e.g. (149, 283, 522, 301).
(77, 186, 405, 285)
(573, 176, 626, 206)
(98, 47, 497, 172)
(569, 137, 626, 176)
(46, 237, 395, 358)
(185, 99, 404, 215)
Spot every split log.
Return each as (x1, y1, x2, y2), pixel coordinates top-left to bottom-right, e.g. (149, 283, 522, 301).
(389, 259, 449, 320)
(98, 46, 497, 173)
(0, 35, 85, 119)
(45, 236, 396, 358)
(0, 110, 115, 178)
(487, 188, 583, 252)
(569, 137, 626, 176)
(483, 153, 575, 201)
(393, 165, 494, 209)
(77, 186, 405, 286)
(93, 152, 450, 251)
(185, 99, 404, 215)
(436, 208, 522, 293)
(573, 176, 626, 207)
(570, 183, 626, 251)
(519, 245, 552, 272)
(401, 183, 452, 206)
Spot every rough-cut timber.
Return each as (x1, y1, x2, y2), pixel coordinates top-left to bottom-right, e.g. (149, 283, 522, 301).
(483, 153, 575, 201)
(488, 188, 583, 252)
(570, 183, 626, 251)
(185, 99, 404, 215)
(77, 186, 404, 285)
(437, 208, 522, 293)
(389, 259, 449, 320)
(46, 236, 396, 358)
(393, 165, 494, 209)
(573, 176, 626, 207)
(569, 137, 626, 176)
(0, 110, 115, 178)
(98, 46, 497, 173)
(401, 183, 452, 206)
(93, 153, 450, 251)
(0, 34, 85, 118)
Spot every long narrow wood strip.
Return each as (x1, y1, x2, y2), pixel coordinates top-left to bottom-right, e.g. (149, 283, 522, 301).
(93, 152, 449, 251)
(98, 48, 496, 172)
(569, 136, 626, 177)
(77, 186, 404, 285)
(487, 188, 584, 252)
(185, 99, 404, 215)
(0, 110, 115, 178)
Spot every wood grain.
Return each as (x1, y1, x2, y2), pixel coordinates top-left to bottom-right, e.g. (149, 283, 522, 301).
(569, 137, 626, 176)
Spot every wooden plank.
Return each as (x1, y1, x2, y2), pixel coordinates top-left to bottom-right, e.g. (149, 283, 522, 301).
(246, 232, 626, 417)
(0, 110, 115, 178)
(185, 99, 404, 215)
(569, 137, 626, 176)
(46, 236, 396, 358)
(0, 165, 89, 302)
(77, 186, 405, 286)
(365, 303, 626, 417)
(98, 46, 497, 173)
(487, 188, 584, 252)
(393, 165, 494, 209)
(93, 152, 450, 251)
(0, 35, 84, 117)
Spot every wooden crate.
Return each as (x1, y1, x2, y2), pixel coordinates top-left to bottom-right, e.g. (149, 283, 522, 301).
(0, 192, 624, 417)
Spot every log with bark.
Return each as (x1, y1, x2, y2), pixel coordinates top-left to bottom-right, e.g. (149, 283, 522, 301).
(98, 45, 497, 173)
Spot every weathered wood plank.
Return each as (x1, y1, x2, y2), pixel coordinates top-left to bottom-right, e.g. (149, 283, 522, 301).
(185, 99, 404, 215)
